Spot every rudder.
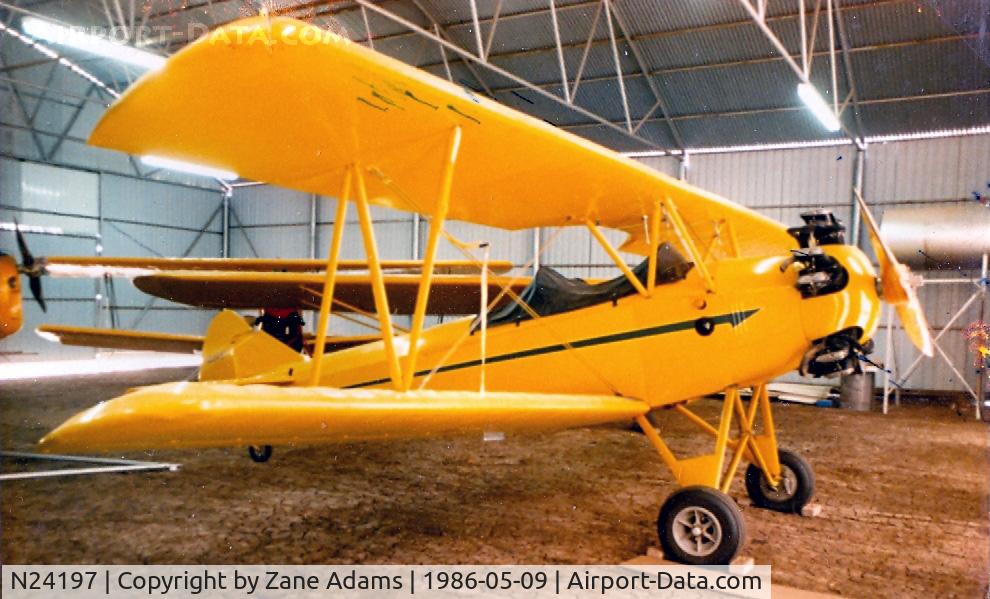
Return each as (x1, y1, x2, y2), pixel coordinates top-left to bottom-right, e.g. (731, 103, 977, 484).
(200, 309, 303, 381)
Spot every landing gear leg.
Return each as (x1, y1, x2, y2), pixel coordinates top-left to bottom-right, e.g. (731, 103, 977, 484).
(248, 445, 273, 463)
(637, 384, 810, 564)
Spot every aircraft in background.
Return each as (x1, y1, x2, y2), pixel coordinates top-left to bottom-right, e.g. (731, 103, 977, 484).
(1, 221, 516, 348)
(33, 16, 932, 565)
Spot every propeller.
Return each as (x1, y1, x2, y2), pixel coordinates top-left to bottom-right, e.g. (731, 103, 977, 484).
(853, 190, 932, 357)
(13, 219, 46, 312)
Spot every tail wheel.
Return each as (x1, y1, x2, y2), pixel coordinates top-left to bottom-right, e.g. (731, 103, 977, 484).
(744, 449, 814, 513)
(657, 486, 746, 565)
(248, 445, 273, 463)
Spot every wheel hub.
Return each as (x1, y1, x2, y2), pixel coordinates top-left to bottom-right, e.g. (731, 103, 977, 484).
(672, 506, 722, 557)
(760, 464, 798, 501)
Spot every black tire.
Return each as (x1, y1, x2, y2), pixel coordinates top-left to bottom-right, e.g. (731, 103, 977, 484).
(744, 449, 814, 513)
(657, 486, 746, 565)
(248, 445, 273, 463)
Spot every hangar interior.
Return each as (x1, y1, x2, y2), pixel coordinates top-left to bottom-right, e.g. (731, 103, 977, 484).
(1, 1, 989, 595)
(2, 0, 988, 402)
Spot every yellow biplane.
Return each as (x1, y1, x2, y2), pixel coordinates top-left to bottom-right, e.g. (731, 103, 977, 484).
(28, 16, 935, 565)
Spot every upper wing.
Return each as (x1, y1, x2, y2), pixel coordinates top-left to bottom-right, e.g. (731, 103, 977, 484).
(134, 271, 529, 314)
(43, 256, 512, 276)
(89, 16, 795, 259)
(39, 383, 648, 453)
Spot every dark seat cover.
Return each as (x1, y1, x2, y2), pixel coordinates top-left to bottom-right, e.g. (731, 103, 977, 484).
(485, 242, 693, 328)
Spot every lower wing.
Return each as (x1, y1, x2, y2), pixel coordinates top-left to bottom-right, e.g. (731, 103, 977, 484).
(39, 384, 648, 453)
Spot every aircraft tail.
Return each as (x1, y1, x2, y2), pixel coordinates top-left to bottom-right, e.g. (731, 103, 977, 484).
(199, 309, 303, 382)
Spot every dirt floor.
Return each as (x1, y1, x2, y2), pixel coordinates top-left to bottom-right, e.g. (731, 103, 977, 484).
(1, 368, 987, 598)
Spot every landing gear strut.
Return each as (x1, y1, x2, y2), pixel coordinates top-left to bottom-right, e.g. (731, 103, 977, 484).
(636, 384, 816, 565)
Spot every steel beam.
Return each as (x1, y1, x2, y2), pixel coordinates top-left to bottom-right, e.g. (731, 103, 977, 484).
(482, 32, 983, 99)
(548, 0, 570, 102)
(734, 0, 862, 147)
(360, 3, 374, 49)
(834, 0, 866, 139)
(482, 0, 503, 60)
(410, 0, 495, 97)
(45, 83, 96, 161)
(557, 88, 990, 132)
(1, 71, 46, 157)
(734, 0, 804, 80)
(355, 0, 665, 151)
(467, 0, 483, 57)
(850, 146, 864, 249)
(608, 0, 685, 150)
(570, 1, 601, 101)
(221, 190, 230, 259)
(602, 0, 632, 132)
(127, 203, 222, 329)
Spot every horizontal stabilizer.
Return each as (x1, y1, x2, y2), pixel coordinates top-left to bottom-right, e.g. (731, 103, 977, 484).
(36, 324, 376, 355)
(36, 325, 203, 354)
(39, 384, 649, 453)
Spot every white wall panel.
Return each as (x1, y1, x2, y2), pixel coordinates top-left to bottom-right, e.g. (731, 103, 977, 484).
(233, 187, 311, 225)
(15, 301, 96, 360)
(232, 224, 310, 258)
(19, 162, 99, 217)
(435, 221, 532, 265)
(101, 174, 222, 230)
(636, 155, 680, 178)
(687, 145, 854, 215)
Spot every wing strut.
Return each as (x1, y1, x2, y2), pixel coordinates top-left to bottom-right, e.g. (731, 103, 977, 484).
(662, 197, 716, 293)
(354, 163, 404, 390)
(309, 169, 352, 385)
(585, 219, 649, 297)
(404, 126, 462, 391)
(646, 200, 662, 292)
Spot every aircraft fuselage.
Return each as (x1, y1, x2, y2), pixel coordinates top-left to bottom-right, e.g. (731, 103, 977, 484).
(303, 245, 880, 406)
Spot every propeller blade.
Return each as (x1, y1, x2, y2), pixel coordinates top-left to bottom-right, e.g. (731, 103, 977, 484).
(13, 218, 34, 269)
(12, 219, 46, 313)
(896, 296, 932, 358)
(29, 276, 46, 313)
(853, 190, 933, 356)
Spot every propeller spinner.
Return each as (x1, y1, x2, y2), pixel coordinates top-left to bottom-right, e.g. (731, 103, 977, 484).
(853, 190, 933, 357)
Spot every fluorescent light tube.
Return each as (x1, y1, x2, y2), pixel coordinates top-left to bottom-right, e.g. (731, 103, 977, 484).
(797, 83, 841, 132)
(21, 16, 166, 71)
(141, 155, 238, 180)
